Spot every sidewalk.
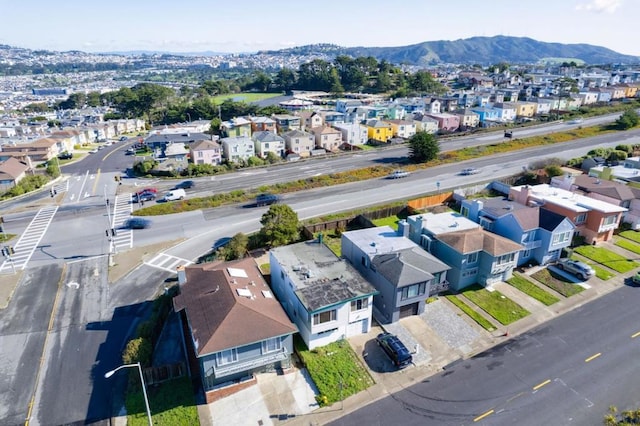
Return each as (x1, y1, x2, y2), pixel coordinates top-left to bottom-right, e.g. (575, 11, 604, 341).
(283, 259, 632, 426)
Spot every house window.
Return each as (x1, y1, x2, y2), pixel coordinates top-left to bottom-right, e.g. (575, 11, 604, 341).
(460, 206, 469, 217)
(496, 253, 516, 265)
(313, 309, 336, 325)
(467, 252, 478, 264)
(216, 348, 238, 366)
(350, 298, 368, 312)
(262, 337, 281, 354)
(479, 217, 493, 231)
(462, 268, 478, 277)
(552, 231, 571, 245)
(401, 282, 426, 300)
(575, 213, 587, 224)
(432, 271, 442, 284)
(522, 249, 531, 258)
(603, 215, 617, 226)
(197, 151, 203, 158)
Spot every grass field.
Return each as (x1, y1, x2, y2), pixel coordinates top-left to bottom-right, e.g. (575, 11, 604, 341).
(574, 245, 639, 273)
(507, 274, 560, 306)
(445, 295, 496, 331)
(212, 92, 282, 103)
(530, 268, 585, 297)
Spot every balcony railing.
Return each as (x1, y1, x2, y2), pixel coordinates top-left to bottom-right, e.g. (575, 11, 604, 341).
(429, 280, 450, 295)
(598, 223, 617, 233)
(521, 240, 542, 250)
(214, 348, 289, 378)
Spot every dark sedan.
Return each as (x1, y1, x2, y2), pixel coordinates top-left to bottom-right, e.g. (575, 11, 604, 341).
(123, 218, 151, 229)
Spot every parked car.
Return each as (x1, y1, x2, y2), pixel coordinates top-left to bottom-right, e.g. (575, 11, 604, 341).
(375, 333, 413, 369)
(88, 149, 98, 154)
(460, 168, 480, 175)
(162, 188, 186, 201)
(256, 193, 279, 207)
(556, 259, 595, 280)
(175, 180, 195, 189)
(119, 136, 128, 141)
(123, 218, 151, 229)
(388, 170, 410, 179)
(58, 152, 73, 160)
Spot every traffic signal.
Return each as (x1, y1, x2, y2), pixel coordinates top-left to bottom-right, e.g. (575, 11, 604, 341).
(1, 247, 6, 257)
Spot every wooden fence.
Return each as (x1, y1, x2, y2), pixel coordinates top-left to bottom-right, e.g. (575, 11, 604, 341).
(407, 192, 453, 210)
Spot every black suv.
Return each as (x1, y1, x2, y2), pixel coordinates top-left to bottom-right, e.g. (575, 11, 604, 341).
(256, 193, 279, 207)
(376, 332, 413, 369)
(58, 152, 73, 160)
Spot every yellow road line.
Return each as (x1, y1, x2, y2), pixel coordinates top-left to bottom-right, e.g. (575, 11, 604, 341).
(533, 379, 551, 391)
(585, 353, 601, 363)
(25, 264, 66, 426)
(632, 331, 640, 339)
(474, 409, 494, 422)
(92, 168, 101, 195)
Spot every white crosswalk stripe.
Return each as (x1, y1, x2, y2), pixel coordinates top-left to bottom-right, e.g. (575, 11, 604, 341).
(144, 253, 193, 273)
(0, 206, 58, 273)
(109, 193, 133, 252)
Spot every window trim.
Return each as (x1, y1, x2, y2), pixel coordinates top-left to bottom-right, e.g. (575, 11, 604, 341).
(262, 337, 281, 354)
(313, 309, 337, 325)
(216, 348, 238, 366)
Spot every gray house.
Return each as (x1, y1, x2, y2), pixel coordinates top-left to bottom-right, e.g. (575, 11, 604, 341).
(173, 258, 297, 395)
(341, 225, 450, 324)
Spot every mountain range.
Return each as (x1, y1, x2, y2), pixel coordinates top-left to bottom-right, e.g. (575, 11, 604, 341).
(260, 36, 640, 65)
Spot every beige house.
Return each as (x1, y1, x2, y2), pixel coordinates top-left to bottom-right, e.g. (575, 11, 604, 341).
(454, 109, 480, 128)
(514, 102, 537, 118)
(297, 111, 324, 131)
(0, 157, 30, 192)
(1, 138, 59, 162)
(283, 129, 315, 157)
(311, 126, 342, 152)
(383, 119, 417, 139)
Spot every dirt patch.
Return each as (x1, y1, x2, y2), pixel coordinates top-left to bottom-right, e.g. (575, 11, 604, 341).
(0, 271, 24, 309)
(108, 239, 185, 284)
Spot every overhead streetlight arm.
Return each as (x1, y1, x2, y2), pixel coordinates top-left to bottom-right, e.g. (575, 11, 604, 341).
(104, 362, 152, 426)
(104, 362, 139, 378)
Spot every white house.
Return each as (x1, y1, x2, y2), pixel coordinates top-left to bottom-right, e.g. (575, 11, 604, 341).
(269, 240, 378, 350)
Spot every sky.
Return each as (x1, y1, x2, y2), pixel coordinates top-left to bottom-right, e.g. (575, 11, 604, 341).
(1, 0, 639, 57)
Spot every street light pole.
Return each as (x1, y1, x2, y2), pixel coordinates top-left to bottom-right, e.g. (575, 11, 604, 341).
(104, 362, 152, 426)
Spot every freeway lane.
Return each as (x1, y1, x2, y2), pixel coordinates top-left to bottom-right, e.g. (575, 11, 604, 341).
(328, 284, 640, 426)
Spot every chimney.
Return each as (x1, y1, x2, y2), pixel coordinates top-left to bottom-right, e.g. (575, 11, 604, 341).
(177, 265, 187, 285)
(397, 220, 409, 237)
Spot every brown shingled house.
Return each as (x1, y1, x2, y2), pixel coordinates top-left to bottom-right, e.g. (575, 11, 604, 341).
(173, 258, 297, 398)
(0, 157, 30, 192)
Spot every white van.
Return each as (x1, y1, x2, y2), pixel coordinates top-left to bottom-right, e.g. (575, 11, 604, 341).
(162, 188, 186, 201)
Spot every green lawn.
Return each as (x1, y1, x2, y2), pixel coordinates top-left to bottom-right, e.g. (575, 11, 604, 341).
(126, 377, 198, 426)
(530, 268, 585, 297)
(619, 230, 640, 243)
(576, 258, 615, 280)
(445, 295, 496, 331)
(615, 238, 640, 255)
(460, 285, 530, 325)
(372, 216, 400, 230)
(507, 274, 560, 306)
(574, 245, 640, 273)
(314, 231, 341, 257)
(296, 339, 374, 406)
(212, 92, 282, 103)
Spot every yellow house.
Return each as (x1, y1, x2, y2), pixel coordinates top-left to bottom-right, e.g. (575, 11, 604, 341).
(619, 84, 638, 99)
(514, 101, 537, 118)
(366, 120, 394, 142)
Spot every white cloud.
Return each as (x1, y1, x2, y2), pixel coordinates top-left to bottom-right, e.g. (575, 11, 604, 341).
(576, 0, 623, 13)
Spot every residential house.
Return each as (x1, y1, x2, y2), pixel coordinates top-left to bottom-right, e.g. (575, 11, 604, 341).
(424, 113, 460, 132)
(365, 119, 394, 143)
(460, 197, 575, 267)
(406, 212, 522, 291)
(383, 119, 417, 139)
(272, 115, 301, 134)
(454, 109, 480, 129)
(0, 138, 58, 162)
(156, 142, 189, 173)
(509, 184, 626, 244)
(514, 101, 537, 118)
(341, 226, 450, 324)
(269, 240, 378, 350)
(0, 157, 30, 192)
(252, 131, 285, 159)
(145, 132, 212, 158)
(384, 104, 406, 120)
(220, 136, 255, 164)
(220, 117, 252, 138)
(427, 99, 441, 114)
(588, 88, 612, 103)
(533, 99, 553, 116)
(335, 99, 363, 114)
(279, 98, 314, 111)
(360, 105, 387, 120)
(282, 129, 315, 157)
(577, 91, 599, 106)
(173, 258, 298, 396)
(552, 174, 640, 230)
(297, 111, 324, 131)
(434, 97, 459, 112)
(618, 83, 638, 99)
(412, 114, 439, 134)
(311, 126, 342, 152)
(317, 110, 345, 126)
(249, 116, 277, 134)
(332, 122, 368, 146)
(190, 139, 222, 166)
(491, 103, 517, 122)
(475, 93, 492, 107)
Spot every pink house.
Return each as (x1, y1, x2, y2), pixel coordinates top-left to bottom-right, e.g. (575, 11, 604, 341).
(190, 139, 222, 166)
(424, 113, 460, 132)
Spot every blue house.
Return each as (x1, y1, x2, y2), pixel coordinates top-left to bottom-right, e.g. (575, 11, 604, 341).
(470, 106, 500, 124)
(460, 198, 576, 266)
(406, 212, 522, 291)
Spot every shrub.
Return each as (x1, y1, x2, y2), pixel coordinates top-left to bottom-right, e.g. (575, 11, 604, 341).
(122, 337, 152, 367)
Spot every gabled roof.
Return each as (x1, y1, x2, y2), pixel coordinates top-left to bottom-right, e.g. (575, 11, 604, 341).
(573, 174, 639, 200)
(0, 157, 29, 180)
(437, 228, 522, 255)
(252, 131, 284, 143)
(173, 258, 297, 357)
(372, 247, 450, 288)
(539, 208, 571, 232)
(283, 129, 312, 138)
(190, 139, 220, 151)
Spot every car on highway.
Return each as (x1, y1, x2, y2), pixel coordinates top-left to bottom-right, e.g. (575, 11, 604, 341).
(460, 167, 480, 175)
(256, 193, 279, 206)
(123, 218, 151, 229)
(388, 170, 410, 179)
(88, 149, 98, 154)
(132, 190, 157, 202)
(567, 118, 584, 124)
(119, 136, 128, 141)
(174, 180, 195, 189)
(375, 332, 413, 369)
(556, 258, 595, 280)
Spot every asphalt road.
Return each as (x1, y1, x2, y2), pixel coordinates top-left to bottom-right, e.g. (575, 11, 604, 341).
(328, 283, 640, 426)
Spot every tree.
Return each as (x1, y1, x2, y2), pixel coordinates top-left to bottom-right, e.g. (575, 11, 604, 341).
(544, 165, 563, 178)
(219, 233, 248, 260)
(615, 109, 640, 130)
(259, 204, 299, 247)
(408, 132, 439, 163)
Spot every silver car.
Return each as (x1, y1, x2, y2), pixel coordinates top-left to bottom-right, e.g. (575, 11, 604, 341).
(556, 259, 595, 280)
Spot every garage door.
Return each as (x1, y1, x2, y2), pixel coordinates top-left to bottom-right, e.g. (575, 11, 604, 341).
(399, 302, 418, 318)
